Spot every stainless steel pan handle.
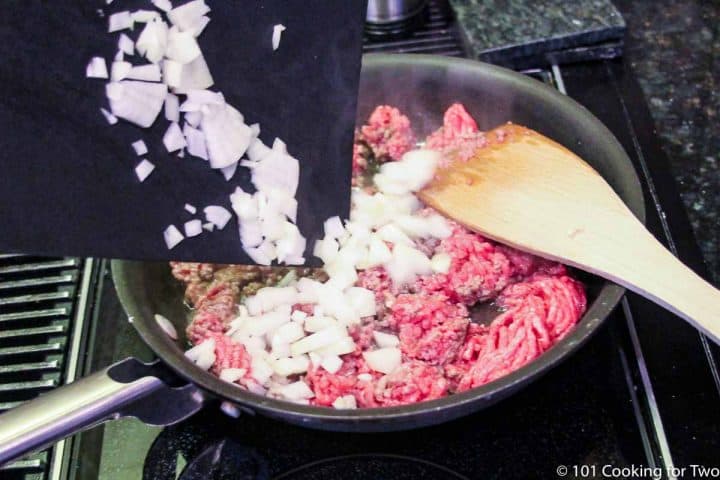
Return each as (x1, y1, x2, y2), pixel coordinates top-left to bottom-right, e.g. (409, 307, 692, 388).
(0, 358, 205, 466)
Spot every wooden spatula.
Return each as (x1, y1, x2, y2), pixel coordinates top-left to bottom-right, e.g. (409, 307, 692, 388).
(419, 124, 720, 344)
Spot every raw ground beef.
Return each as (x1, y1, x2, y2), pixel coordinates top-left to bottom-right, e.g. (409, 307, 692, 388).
(173, 103, 588, 409)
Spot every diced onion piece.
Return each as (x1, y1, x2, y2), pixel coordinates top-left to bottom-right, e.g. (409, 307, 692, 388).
(135, 18, 169, 63)
(273, 356, 309, 376)
(184, 110, 202, 127)
(357, 373, 373, 382)
(186, 15, 210, 37)
(183, 124, 208, 160)
(108, 11, 133, 32)
(163, 122, 186, 152)
(177, 149, 185, 158)
(131, 140, 148, 156)
(132, 9, 160, 23)
(164, 92, 180, 122)
(219, 368, 246, 383)
(374, 149, 440, 195)
(100, 108, 118, 125)
(220, 163, 237, 181)
(245, 138, 271, 162)
(111, 61, 132, 81)
(275, 223, 306, 265)
(184, 219, 202, 237)
(202, 222, 214, 231)
(431, 252, 452, 274)
(272, 24, 286, 51)
(320, 355, 343, 374)
(376, 223, 413, 246)
(290, 326, 346, 356)
(273, 322, 305, 344)
(246, 287, 297, 316)
(184, 203, 197, 214)
(151, 0, 173, 12)
(245, 241, 275, 265)
(250, 357, 273, 385)
(323, 216, 345, 239)
(86, 57, 108, 79)
(135, 159, 155, 182)
(172, 53, 213, 93)
(204, 205, 232, 229)
(185, 338, 215, 370)
(363, 348, 401, 374)
(373, 331, 399, 348)
(251, 146, 300, 196)
(107, 80, 167, 127)
(167, 0, 210, 30)
(239, 220, 262, 248)
(304, 316, 336, 333)
(230, 187, 258, 221)
(114, 49, 124, 62)
(344, 287, 376, 318)
(394, 214, 452, 240)
(315, 336, 356, 356)
(118, 33, 135, 55)
(126, 64, 162, 81)
(201, 104, 252, 169)
(163, 224, 184, 249)
(384, 243, 432, 286)
(166, 26, 202, 64)
(154, 314, 178, 339)
(266, 188, 298, 223)
(332, 395, 357, 409)
(313, 237, 339, 264)
(362, 235, 392, 269)
(277, 381, 314, 400)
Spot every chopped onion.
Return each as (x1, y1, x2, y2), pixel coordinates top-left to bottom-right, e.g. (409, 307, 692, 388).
(273, 322, 305, 344)
(114, 49, 124, 62)
(184, 219, 202, 237)
(86, 57, 108, 79)
(251, 148, 299, 196)
(239, 220, 263, 248)
(344, 287, 376, 318)
(431, 252, 452, 274)
(246, 138, 271, 162)
(111, 60, 132, 81)
(321, 355, 343, 374)
(100, 107, 118, 125)
(202, 222, 215, 232)
(246, 287, 298, 315)
(166, 26, 202, 64)
(332, 395, 357, 409)
(186, 15, 210, 37)
(126, 64, 162, 81)
(135, 159, 155, 182)
(184, 110, 202, 127)
(107, 80, 167, 127)
(168, 0, 210, 30)
(136, 18, 169, 63)
(373, 331, 399, 348)
(177, 148, 185, 158)
(151, 0, 173, 12)
(230, 188, 258, 221)
(108, 11, 133, 32)
(185, 338, 215, 370)
(374, 149, 440, 195)
(154, 314, 178, 339)
(118, 33, 135, 55)
(363, 348, 401, 374)
(290, 326, 346, 356)
(162, 59, 183, 88)
(173, 53, 213, 93)
(219, 368, 246, 383)
(273, 356, 309, 376)
(132, 9, 160, 23)
(183, 124, 208, 160)
(304, 315, 337, 333)
(163, 224, 184, 249)
(221, 162, 237, 181)
(164, 92, 180, 122)
(323, 216, 345, 240)
(315, 336, 356, 356)
(357, 373, 373, 382)
(384, 243, 433, 286)
(277, 381, 314, 401)
(131, 140, 147, 156)
(163, 122, 186, 152)
(272, 24, 286, 51)
(204, 205, 231, 229)
(184, 203, 197, 214)
(250, 357, 273, 385)
(377, 223, 413, 246)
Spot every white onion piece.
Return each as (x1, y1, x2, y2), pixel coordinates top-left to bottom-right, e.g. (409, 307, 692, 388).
(118, 34, 134, 55)
(135, 18, 169, 63)
(185, 89, 224, 108)
(166, 26, 202, 64)
(204, 205, 232, 229)
(373, 331, 400, 348)
(184, 219, 202, 237)
(151, 0, 173, 12)
(431, 252, 452, 274)
(273, 322, 305, 344)
(134, 159, 155, 182)
(107, 80, 167, 127)
(100, 108, 118, 125)
(183, 124, 208, 160)
(251, 148, 299, 196)
(239, 220, 262, 248)
(163, 224, 184, 249)
(345, 287, 376, 318)
(177, 149, 185, 158)
(186, 15, 210, 37)
(363, 348, 401, 374)
(230, 188, 258, 221)
(201, 104, 253, 169)
(184, 203, 197, 214)
(202, 222, 215, 232)
(323, 216, 345, 240)
(219, 368, 246, 383)
(164, 92, 180, 122)
(357, 373, 373, 382)
(313, 237, 339, 264)
(266, 188, 298, 223)
(304, 316, 336, 333)
(108, 11, 133, 32)
(315, 337, 356, 356)
(154, 314, 178, 339)
(321, 355, 343, 374)
(332, 395, 357, 409)
(172, 53, 213, 93)
(362, 235, 392, 269)
(168, 0, 210, 30)
(290, 326, 346, 356)
(162, 60, 183, 88)
(384, 243, 432, 286)
(111, 61, 132, 81)
(184, 110, 202, 127)
(275, 223, 305, 265)
(278, 381, 314, 400)
(163, 122, 186, 152)
(290, 310, 308, 323)
(273, 356, 309, 376)
(250, 357, 273, 385)
(132, 10, 160, 23)
(394, 213, 452, 239)
(114, 50, 124, 62)
(245, 138, 271, 162)
(241, 309, 291, 336)
(86, 57, 108, 79)
(272, 24, 286, 51)
(377, 223, 413, 246)
(247, 287, 298, 315)
(374, 149, 440, 195)
(126, 64, 162, 81)
(185, 338, 215, 370)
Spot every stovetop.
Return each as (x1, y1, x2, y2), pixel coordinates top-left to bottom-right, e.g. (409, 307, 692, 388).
(2, 2, 719, 479)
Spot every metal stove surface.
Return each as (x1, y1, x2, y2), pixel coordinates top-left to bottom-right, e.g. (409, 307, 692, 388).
(2, 1, 718, 479)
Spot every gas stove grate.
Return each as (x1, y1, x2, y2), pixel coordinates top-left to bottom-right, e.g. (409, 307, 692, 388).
(0, 254, 87, 479)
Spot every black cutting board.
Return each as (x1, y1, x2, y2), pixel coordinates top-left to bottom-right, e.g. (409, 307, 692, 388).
(0, 0, 366, 265)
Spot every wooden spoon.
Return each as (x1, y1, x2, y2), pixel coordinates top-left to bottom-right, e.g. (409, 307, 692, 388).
(419, 124, 720, 344)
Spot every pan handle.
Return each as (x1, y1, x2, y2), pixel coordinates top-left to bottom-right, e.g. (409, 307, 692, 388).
(0, 357, 205, 466)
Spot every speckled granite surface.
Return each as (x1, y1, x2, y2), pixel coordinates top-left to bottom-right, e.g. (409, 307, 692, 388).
(450, 0, 625, 62)
(613, 0, 719, 283)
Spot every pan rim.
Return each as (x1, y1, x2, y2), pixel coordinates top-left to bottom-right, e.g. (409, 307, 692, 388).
(112, 53, 645, 427)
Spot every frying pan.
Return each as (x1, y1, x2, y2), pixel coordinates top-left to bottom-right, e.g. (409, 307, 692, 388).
(0, 54, 644, 465)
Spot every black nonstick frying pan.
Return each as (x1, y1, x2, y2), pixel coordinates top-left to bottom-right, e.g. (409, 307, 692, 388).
(0, 54, 645, 465)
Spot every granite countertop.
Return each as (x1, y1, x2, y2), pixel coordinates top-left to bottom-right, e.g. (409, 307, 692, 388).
(614, 0, 719, 284)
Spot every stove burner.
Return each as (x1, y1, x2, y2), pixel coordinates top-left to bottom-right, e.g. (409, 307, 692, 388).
(274, 454, 469, 480)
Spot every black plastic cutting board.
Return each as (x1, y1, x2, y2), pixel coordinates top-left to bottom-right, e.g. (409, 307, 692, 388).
(0, 0, 366, 265)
